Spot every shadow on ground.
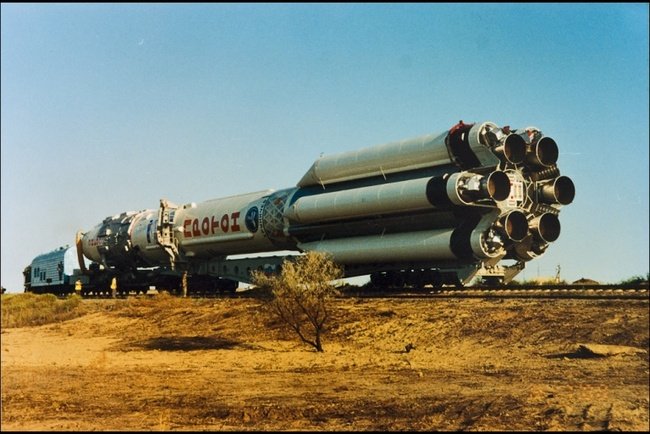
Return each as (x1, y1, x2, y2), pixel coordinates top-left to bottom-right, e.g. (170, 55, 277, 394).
(133, 335, 249, 351)
(545, 348, 607, 359)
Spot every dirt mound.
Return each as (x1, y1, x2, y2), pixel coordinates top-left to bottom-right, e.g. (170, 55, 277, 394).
(2, 295, 648, 431)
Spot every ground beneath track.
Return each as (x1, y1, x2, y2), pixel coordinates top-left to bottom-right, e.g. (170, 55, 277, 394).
(1, 293, 648, 431)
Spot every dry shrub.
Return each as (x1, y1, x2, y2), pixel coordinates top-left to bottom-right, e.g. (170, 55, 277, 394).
(251, 252, 342, 352)
(118, 290, 197, 318)
(1, 293, 84, 328)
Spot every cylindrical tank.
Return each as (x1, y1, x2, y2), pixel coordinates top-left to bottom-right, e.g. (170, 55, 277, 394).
(173, 190, 279, 258)
(128, 210, 168, 265)
(297, 131, 452, 187)
(81, 210, 150, 267)
(288, 177, 443, 224)
(297, 223, 505, 264)
(287, 170, 510, 224)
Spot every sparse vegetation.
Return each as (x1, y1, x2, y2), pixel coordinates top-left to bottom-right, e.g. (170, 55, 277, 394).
(508, 278, 568, 286)
(1, 293, 84, 328)
(251, 252, 343, 352)
(2, 291, 648, 431)
(618, 273, 649, 286)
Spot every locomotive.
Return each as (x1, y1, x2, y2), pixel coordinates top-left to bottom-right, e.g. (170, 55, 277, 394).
(23, 245, 90, 295)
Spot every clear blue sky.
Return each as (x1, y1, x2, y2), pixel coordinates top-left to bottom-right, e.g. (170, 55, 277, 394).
(2, 3, 648, 292)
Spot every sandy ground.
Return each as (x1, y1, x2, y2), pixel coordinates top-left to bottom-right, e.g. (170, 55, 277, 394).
(1, 294, 648, 431)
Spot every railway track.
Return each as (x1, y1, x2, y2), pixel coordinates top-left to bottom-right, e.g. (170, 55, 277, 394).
(64, 283, 650, 301)
(340, 283, 650, 300)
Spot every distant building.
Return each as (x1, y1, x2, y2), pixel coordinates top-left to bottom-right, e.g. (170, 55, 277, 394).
(572, 278, 600, 285)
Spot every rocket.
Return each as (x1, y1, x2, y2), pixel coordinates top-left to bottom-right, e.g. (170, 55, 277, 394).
(79, 120, 574, 287)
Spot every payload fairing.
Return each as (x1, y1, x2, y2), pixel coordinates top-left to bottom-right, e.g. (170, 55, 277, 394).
(79, 120, 574, 289)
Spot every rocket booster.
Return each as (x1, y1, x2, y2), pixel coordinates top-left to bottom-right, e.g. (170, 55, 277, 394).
(79, 120, 574, 284)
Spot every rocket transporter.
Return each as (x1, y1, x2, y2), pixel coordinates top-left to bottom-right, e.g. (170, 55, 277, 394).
(76, 120, 574, 293)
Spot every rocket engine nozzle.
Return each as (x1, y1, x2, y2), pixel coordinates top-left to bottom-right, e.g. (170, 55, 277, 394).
(498, 210, 529, 242)
(526, 136, 559, 168)
(530, 212, 561, 243)
(455, 170, 511, 203)
(538, 175, 575, 205)
(483, 170, 511, 202)
(494, 133, 527, 165)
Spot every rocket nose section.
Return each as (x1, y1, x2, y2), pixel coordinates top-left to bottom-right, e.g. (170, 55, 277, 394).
(78, 224, 103, 263)
(296, 162, 320, 188)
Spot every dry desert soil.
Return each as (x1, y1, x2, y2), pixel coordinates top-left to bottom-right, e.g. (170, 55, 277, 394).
(1, 292, 649, 431)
